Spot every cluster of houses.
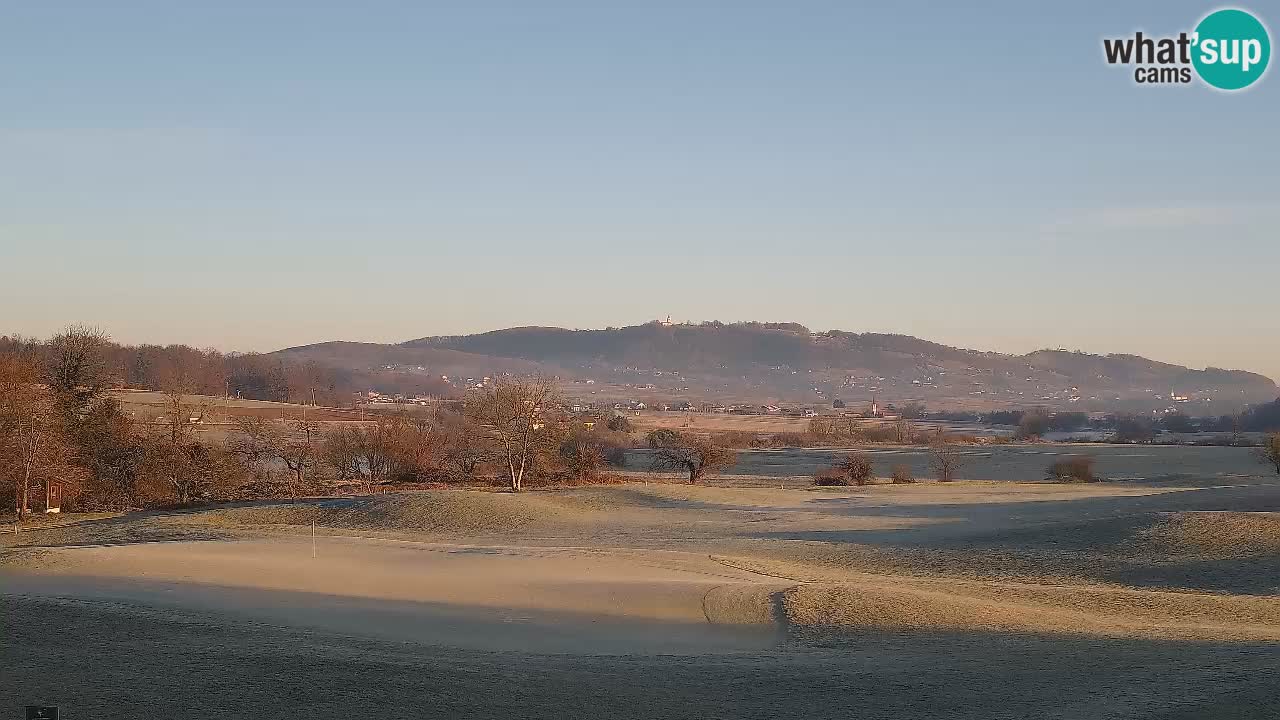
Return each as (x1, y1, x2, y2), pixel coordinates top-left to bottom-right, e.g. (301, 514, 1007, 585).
(566, 398, 894, 420)
(361, 390, 441, 406)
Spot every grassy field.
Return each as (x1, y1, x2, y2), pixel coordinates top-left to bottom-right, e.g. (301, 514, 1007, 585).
(109, 389, 370, 423)
(629, 443, 1267, 484)
(629, 410, 816, 433)
(4, 469, 1280, 718)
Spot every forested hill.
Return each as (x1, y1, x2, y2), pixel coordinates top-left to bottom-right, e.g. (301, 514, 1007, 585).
(272, 321, 1278, 413)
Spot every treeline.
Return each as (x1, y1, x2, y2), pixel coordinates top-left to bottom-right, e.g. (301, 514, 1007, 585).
(695, 417, 979, 449)
(0, 330, 453, 408)
(933, 403, 1280, 437)
(0, 328, 640, 515)
(998, 407, 1279, 443)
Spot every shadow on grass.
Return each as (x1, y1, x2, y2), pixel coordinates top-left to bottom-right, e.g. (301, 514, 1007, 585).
(3, 589, 1278, 719)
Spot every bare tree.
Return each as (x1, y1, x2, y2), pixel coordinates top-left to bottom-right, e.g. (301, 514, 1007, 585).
(928, 433, 966, 482)
(45, 324, 113, 412)
(466, 377, 559, 492)
(227, 416, 318, 495)
(894, 419, 915, 444)
(141, 372, 204, 504)
(229, 417, 276, 476)
(357, 420, 396, 484)
(438, 412, 496, 480)
(390, 411, 441, 481)
(79, 397, 145, 509)
(280, 420, 321, 493)
(1, 355, 83, 519)
(141, 434, 236, 505)
(158, 389, 197, 445)
(321, 425, 364, 482)
(561, 437, 604, 481)
(649, 431, 736, 483)
(1257, 433, 1280, 476)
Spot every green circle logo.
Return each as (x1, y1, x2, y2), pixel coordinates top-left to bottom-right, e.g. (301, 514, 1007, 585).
(1192, 8, 1271, 90)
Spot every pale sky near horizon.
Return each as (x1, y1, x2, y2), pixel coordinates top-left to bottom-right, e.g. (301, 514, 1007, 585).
(2, 2, 1277, 380)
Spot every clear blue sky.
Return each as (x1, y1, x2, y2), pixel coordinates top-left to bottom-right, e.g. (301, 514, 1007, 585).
(2, 1, 1276, 379)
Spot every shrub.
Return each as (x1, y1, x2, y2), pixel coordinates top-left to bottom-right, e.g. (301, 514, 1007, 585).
(560, 431, 629, 479)
(602, 444, 628, 467)
(1256, 433, 1280, 475)
(561, 440, 604, 480)
(814, 468, 849, 486)
(645, 428, 682, 448)
(1016, 410, 1051, 439)
(837, 452, 875, 486)
(1047, 456, 1097, 482)
(773, 432, 818, 447)
(712, 430, 763, 448)
(1113, 414, 1156, 443)
(890, 464, 915, 484)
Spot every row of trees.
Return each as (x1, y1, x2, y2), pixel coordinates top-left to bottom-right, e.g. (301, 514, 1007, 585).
(9, 327, 1276, 517)
(0, 327, 260, 515)
(0, 329, 648, 515)
(815, 438, 1280, 486)
(0, 330, 453, 408)
(987, 404, 1280, 440)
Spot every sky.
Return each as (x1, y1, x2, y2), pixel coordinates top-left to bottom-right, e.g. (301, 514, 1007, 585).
(2, 1, 1277, 379)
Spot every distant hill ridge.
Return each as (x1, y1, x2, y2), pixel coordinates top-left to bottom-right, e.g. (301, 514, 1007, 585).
(272, 321, 1276, 412)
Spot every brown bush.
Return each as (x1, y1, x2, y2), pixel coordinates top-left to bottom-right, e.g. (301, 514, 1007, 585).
(890, 464, 915, 484)
(1047, 455, 1098, 482)
(814, 468, 850, 486)
(710, 431, 823, 449)
(836, 451, 875, 486)
(1257, 433, 1280, 476)
(712, 430, 765, 448)
(773, 432, 821, 447)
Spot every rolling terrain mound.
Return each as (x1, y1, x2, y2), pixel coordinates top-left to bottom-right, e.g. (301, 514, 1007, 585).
(183, 491, 614, 535)
(7, 482, 1280, 649)
(1138, 511, 1280, 557)
(779, 578, 1280, 642)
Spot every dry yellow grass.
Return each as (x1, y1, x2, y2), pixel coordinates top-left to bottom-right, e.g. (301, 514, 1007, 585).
(629, 411, 813, 434)
(1137, 511, 1280, 558)
(7, 483, 1280, 648)
(7, 480, 1280, 719)
(781, 579, 1280, 641)
(185, 491, 605, 534)
(109, 389, 367, 423)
